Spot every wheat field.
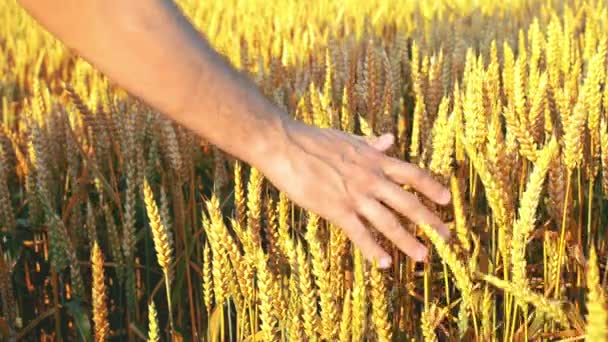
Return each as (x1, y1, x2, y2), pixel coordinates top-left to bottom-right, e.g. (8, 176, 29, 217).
(1, 0, 607, 340)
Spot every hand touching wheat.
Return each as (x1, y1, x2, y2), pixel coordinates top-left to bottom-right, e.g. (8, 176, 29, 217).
(258, 120, 451, 267)
(19, 0, 450, 267)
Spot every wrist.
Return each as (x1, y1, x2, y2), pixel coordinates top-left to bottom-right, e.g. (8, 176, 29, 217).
(244, 108, 296, 171)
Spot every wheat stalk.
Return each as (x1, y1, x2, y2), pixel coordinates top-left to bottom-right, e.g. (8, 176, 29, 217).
(369, 261, 392, 342)
(91, 241, 109, 342)
(511, 138, 558, 288)
(585, 246, 607, 341)
(148, 301, 161, 342)
(305, 212, 338, 340)
(480, 273, 568, 326)
(421, 304, 438, 342)
(143, 179, 174, 332)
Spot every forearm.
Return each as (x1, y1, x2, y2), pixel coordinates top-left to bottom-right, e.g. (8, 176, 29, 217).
(19, 0, 452, 266)
(19, 0, 289, 166)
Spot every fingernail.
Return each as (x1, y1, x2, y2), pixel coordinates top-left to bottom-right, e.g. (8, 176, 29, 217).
(438, 224, 450, 240)
(379, 257, 392, 269)
(382, 133, 395, 144)
(376, 134, 393, 147)
(414, 247, 428, 262)
(440, 189, 451, 204)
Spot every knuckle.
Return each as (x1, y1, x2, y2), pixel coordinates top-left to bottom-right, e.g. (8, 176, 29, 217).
(400, 191, 417, 206)
(417, 210, 439, 226)
(346, 142, 362, 157)
(383, 156, 407, 172)
(352, 171, 380, 193)
(342, 182, 362, 207)
(408, 165, 427, 181)
(352, 195, 370, 212)
(365, 174, 382, 190)
(391, 190, 413, 213)
(366, 146, 382, 158)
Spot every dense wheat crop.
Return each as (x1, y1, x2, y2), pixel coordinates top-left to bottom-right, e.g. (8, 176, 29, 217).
(1, 0, 608, 340)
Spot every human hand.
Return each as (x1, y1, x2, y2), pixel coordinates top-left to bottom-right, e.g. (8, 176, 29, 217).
(258, 119, 451, 268)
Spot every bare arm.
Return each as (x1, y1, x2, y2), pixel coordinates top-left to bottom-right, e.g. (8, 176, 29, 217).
(20, 0, 451, 266)
(19, 0, 283, 166)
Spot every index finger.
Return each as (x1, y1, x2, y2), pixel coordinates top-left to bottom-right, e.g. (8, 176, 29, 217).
(382, 157, 451, 205)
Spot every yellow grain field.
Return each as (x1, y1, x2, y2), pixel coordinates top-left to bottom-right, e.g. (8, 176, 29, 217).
(0, 0, 606, 340)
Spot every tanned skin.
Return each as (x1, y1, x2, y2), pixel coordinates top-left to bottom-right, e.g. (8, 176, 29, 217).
(19, 0, 451, 267)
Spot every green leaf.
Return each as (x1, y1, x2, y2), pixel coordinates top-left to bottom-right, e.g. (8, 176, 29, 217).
(64, 299, 92, 342)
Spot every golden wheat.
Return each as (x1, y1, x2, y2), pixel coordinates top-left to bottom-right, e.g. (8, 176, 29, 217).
(3, 0, 608, 340)
(91, 241, 109, 342)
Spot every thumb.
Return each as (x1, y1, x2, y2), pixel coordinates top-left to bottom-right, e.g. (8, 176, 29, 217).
(365, 133, 395, 152)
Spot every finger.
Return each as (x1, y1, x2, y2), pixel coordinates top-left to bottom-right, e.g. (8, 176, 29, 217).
(339, 214, 392, 268)
(367, 133, 394, 151)
(374, 179, 450, 239)
(351, 133, 394, 152)
(356, 197, 428, 262)
(382, 158, 451, 205)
